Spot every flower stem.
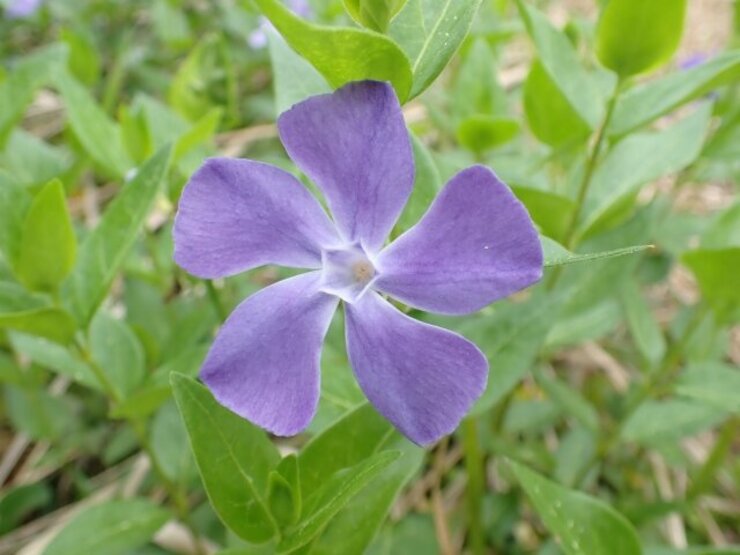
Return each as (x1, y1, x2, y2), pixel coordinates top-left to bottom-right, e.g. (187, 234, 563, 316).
(462, 417, 486, 555)
(205, 279, 228, 321)
(562, 80, 623, 250)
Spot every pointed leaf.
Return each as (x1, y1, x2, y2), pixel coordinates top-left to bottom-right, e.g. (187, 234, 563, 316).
(171, 373, 279, 543)
(508, 460, 642, 555)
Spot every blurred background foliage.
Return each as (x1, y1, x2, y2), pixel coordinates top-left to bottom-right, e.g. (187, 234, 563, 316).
(0, 0, 738, 554)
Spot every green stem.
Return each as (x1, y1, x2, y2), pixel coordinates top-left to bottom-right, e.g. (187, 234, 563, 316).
(462, 417, 486, 555)
(545, 80, 624, 290)
(688, 416, 738, 499)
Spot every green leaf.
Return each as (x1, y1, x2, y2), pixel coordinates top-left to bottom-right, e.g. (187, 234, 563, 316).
(523, 59, 591, 147)
(508, 460, 642, 555)
(0, 307, 77, 344)
(151, 401, 197, 483)
(512, 187, 575, 242)
(267, 30, 331, 116)
(171, 373, 279, 543)
(0, 129, 71, 188)
(622, 400, 726, 444)
(89, 312, 146, 398)
(42, 499, 169, 555)
(609, 50, 740, 136)
(268, 454, 301, 529)
(255, 0, 412, 101)
(596, 0, 687, 77)
(395, 134, 441, 234)
(464, 292, 566, 413)
(682, 248, 740, 306)
(451, 38, 507, 121)
(55, 70, 132, 178)
(0, 44, 67, 147)
(0, 483, 53, 535)
(390, 0, 483, 99)
(8, 332, 99, 388)
(620, 279, 666, 365)
(677, 362, 740, 413)
(16, 180, 76, 292)
(542, 237, 652, 267)
(343, 0, 408, 32)
(580, 103, 712, 237)
(278, 451, 400, 553)
(64, 146, 171, 326)
(5, 386, 76, 441)
(516, 0, 602, 128)
(535, 370, 599, 431)
(297, 404, 424, 554)
(60, 27, 101, 86)
(0, 172, 31, 268)
(456, 116, 519, 153)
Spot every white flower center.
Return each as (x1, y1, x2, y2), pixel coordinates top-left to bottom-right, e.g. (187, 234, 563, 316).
(319, 243, 377, 303)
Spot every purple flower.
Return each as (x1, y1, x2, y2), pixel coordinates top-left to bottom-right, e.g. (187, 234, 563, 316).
(248, 0, 311, 49)
(173, 81, 543, 445)
(4, 0, 42, 18)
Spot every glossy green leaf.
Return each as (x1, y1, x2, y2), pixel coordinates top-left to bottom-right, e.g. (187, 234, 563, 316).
(255, 0, 412, 101)
(42, 499, 169, 555)
(620, 279, 666, 365)
(580, 104, 712, 237)
(609, 50, 740, 136)
(16, 180, 76, 292)
(677, 362, 740, 413)
(523, 59, 591, 147)
(596, 0, 687, 77)
(268, 454, 301, 529)
(512, 187, 575, 242)
(508, 460, 642, 555)
(278, 451, 399, 553)
(390, 0, 482, 99)
(542, 237, 652, 267)
(90, 312, 145, 398)
(171, 373, 279, 543)
(343, 0, 408, 32)
(682, 248, 740, 305)
(64, 146, 171, 326)
(55, 70, 132, 178)
(516, 0, 602, 128)
(297, 404, 424, 554)
(268, 30, 330, 116)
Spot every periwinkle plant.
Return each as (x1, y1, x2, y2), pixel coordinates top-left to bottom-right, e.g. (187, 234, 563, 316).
(173, 81, 543, 445)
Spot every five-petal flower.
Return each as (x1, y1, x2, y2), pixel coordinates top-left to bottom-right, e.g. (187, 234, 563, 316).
(173, 80, 543, 445)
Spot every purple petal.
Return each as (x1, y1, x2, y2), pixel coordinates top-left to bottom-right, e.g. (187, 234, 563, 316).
(278, 81, 414, 253)
(345, 292, 488, 445)
(375, 165, 543, 315)
(174, 158, 339, 279)
(201, 272, 338, 436)
(5, 0, 42, 18)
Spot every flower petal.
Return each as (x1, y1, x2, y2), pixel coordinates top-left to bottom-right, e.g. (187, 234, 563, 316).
(277, 81, 414, 253)
(174, 158, 339, 279)
(345, 292, 488, 445)
(375, 165, 543, 315)
(200, 272, 338, 436)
